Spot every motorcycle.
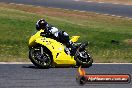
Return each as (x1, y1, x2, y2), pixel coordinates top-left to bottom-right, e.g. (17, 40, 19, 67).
(28, 29, 93, 68)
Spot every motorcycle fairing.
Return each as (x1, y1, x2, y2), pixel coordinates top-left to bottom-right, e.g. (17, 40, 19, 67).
(28, 29, 82, 66)
(29, 30, 44, 47)
(35, 37, 76, 66)
(70, 36, 80, 43)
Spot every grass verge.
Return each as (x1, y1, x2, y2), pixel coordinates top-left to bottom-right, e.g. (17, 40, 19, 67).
(0, 3, 132, 62)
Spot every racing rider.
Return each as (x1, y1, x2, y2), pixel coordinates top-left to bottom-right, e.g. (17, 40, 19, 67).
(36, 19, 76, 56)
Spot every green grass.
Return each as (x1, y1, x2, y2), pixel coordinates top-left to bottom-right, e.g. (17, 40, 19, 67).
(0, 3, 132, 62)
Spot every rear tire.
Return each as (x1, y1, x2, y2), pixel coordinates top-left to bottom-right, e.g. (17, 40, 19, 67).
(29, 46, 52, 69)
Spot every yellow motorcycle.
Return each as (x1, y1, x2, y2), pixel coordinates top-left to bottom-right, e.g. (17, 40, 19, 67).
(28, 29, 93, 68)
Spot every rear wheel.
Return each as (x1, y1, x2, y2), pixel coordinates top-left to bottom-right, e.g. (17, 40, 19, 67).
(29, 46, 52, 68)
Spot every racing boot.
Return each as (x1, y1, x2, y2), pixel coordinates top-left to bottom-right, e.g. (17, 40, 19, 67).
(66, 41, 77, 56)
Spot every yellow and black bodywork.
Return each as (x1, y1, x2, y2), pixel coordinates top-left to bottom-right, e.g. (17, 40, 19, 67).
(28, 29, 93, 68)
(29, 30, 80, 67)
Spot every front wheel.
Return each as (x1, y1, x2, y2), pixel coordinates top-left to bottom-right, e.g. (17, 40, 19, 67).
(75, 50, 93, 68)
(29, 46, 52, 68)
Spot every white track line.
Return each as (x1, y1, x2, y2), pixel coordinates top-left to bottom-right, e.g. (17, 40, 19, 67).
(93, 63, 132, 64)
(17, 4, 24, 6)
(113, 3, 119, 5)
(74, 0, 132, 6)
(0, 62, 32, 64)
(87, 1, 93, 2)
(0, 62, 131, 64)
(46, 6, 132, 20)
(74, 0, 80, 1)
(98, 2, 105, 3)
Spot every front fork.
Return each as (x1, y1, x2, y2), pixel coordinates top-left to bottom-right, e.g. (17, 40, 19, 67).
(40, 46, 44, 55)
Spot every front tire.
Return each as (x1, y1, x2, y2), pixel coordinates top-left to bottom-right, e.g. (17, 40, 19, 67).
(75, 50, 93, 68)
(29, 46, 52, 69)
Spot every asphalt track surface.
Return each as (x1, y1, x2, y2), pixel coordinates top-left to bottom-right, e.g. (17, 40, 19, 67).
(0, 64, 131, 88)
(0, 0, 132, 18)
